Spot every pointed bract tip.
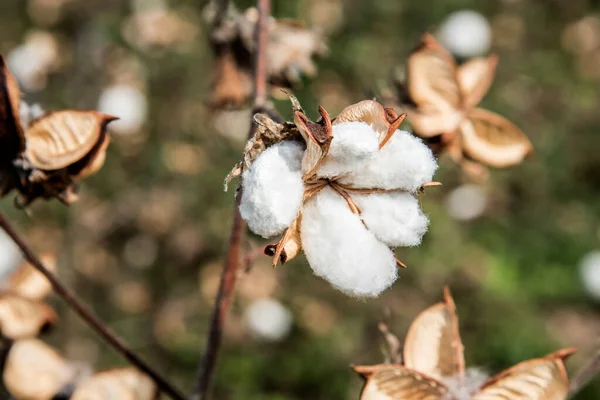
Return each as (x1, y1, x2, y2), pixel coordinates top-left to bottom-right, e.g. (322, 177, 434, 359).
(352, 365, 379, 377)
(443, 286, 456, 311)
(550, 348, 577, 361)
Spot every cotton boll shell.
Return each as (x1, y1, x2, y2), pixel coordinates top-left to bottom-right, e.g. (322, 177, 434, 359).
(97, 84, 148, 135)
(446, 184, 487, 221)
(438, 10, 492, 58)
(240, 141, 304, 239)
(579, 250, 600, 300)
(301, 187, 397, 297)
(341, 130, 437, 192)
(70, 367, 156, 400)
(244, 298, 293, 342)
(317, 121, 379, 178)
(4, 339, 76, 400)
(0, 294, 58, 339)
(353, 192, 429, 247)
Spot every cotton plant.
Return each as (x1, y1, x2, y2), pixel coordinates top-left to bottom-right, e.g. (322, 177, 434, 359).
(354, 288, 575, 400)
(227, 98, 439, 297)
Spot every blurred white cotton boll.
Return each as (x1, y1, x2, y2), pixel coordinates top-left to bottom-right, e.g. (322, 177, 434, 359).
(579, 251, 600, 300)
(301, 187, 397, 297)
(354, 192, 429, 247)
(7, 31, 60, 92)
(97, 85, 148, 135)
(317, 122, 379, 177)
(446, 184, 487, 221)
(244, 298, 293, 341)
(0, 230, 23, 281)
(341, 130, 437, 192)
(240, 142, 305, 238)
(438, 10, 492, 58)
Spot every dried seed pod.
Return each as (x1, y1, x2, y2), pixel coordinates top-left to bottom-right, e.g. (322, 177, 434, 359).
(3, 339, 77, 400)
(4, 252, 57, 301)
(394, 33, 532, 180)
(0, 55, 25, 162)
(0, 294, 57, 339)
(24, 111, 116, 171)
(473, 349, 575, 400)
(354, 288, 574, 400)
(403, 287, 464, 381)
(70, 367, 156, 400)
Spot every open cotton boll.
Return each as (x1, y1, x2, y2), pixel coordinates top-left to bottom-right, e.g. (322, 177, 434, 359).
(353, 192, 429, 247)
(240, 141, 305, 238)
(341, 130, 437, 191)
(301, 187, 397, 297)
(317, 121, 379, 178)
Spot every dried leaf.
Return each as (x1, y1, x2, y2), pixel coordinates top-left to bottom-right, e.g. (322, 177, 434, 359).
(5, 252, 57, 301)
(460, 108, 533, 168)
(70, 367, 157, 400)
(472, 348, 575, 400)
(3, 339, 75, 400)
(0, 54, 25, 161)
(457, 55, 499, 110)
(406, 33, 461, 115)
(354, 364, 448, 400)
(0, 294, 57, 339)
(403, 287, 464, 381)
(24, 111, 116, 171)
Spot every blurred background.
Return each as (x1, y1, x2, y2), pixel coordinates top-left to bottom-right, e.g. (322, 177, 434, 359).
(1, 0, 600, 398)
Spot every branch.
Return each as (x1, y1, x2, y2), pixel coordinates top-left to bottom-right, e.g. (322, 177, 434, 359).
(569, 349, 600, 398)
(193, 0, 271, 399)
(0, 212, 185, 400)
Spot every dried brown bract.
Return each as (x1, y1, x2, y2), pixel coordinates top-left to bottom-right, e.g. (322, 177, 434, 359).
(393, 33, 533, 181)
(206, 4, 327, 108)
(354, 287, 575, 400)
(3, 339, 86, 400)
(0, 253, 58, 340)
(0, 55, 116, 207)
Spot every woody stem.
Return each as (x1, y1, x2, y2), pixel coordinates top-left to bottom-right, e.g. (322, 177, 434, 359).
(192, 0, 270, 399)
(0, 212, 185, 400)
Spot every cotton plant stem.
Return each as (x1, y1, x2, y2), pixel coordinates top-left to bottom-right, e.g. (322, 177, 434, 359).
(569, 349, 600, 398)
(0, 212, 185, 400)
(193, 0, 271, 399)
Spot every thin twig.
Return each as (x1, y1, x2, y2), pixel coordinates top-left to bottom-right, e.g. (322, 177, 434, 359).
(193, 0, 270, 399)
(0, 212, 185, 400)
(569, 349, 600, 398)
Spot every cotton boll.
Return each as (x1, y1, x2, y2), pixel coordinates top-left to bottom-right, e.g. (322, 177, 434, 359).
(353, 192, 429, 247)
(317, 121, 379, 178)
(446, 184, 487, 221)
(341, 130, 437, 192)
(240, 141, 304, 238)
(579, 250, 600, 300)
(438, 10, 492, 58)
(244, 298, 293, 342)
(0, 230, 23, 282)
(97, 84, 148, 135)
(301, 187, 397, 297)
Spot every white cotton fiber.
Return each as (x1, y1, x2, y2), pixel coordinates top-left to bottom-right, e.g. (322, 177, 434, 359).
(341, 130, 437, 192)
(240, 141, 305, 238)
(353, 192, 429, 247)
(442, 368, 489, 400)
(300, 187, 398, 297)
(317, 122, 379, 178)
